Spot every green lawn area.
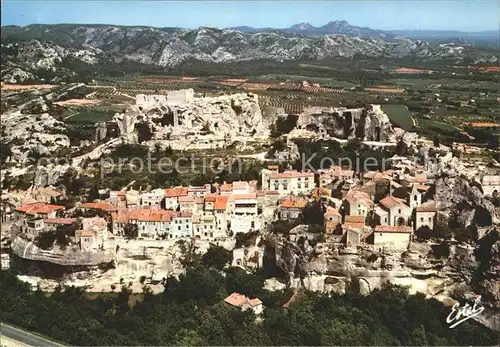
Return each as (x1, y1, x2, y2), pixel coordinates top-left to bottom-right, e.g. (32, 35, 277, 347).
(381, 104, 414, 130)
(66, 109, 113, 123)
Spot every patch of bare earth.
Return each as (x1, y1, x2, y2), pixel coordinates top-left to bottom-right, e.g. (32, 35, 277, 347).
(54, 99, 102, 106)
(365, 87, 405, 93)
(0, 83, 58, 90)
(394, 67, 433, 74)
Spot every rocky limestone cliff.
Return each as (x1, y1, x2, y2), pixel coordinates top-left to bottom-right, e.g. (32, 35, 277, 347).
(434, 174, 499, 227)
(267, 226, 500, 330)
(298, 105, 394, 141)
(11, 236, 115, 267)
(112, 91, 267, 143)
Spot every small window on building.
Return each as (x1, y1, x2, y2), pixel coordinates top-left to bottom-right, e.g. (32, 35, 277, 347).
(398, 209, 402, 214)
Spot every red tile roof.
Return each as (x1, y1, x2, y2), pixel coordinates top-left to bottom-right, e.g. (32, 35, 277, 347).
(165, 187, 189, 198)
(324, 206, 341, 216)
(15, 202, 64, 215)
(204, 194, 218, 202)
(79, 201, 118, 212)
(128, 209, 176, 222)
(379, 196, 407, 209)
(220, 183, 233, 192)
(416, 202, 437, 213)
(280, 197, 308, 209)
(344, 190, 373, 206)
(344, 215, 365, 224)
(178, 196, 195, 203)
(225, 292, 262, 308)
(214, 196, 229, 210)
(374, 225, 412, 233)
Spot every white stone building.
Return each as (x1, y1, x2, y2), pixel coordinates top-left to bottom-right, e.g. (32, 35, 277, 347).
(378, 195, 412, 227)
(415, 202, 437, 230)
(140, 188, 165, 209)
(343, 190, 373, 217)
(373, 225, 412, 247)
(262, 169, 316, 195)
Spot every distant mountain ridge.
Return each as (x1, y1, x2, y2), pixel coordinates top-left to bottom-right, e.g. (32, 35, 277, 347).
(1, 22, 498, 83)
(228, 20, 393, 39)
(228, 21, 498, 47)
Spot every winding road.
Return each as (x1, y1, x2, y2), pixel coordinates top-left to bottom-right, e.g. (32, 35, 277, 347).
(1, 323, 64, 347)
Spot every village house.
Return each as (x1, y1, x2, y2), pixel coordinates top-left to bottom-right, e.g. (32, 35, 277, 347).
(278, 196, 308, 220)
(203, 194, 217, 214)
(178, 195, 196, 213)
(128, 209, 173, 239)
(232, 244, 264, 270)
(401, 175, 429, 189)
(140, 188, 165, 209)
(164, 187, 189, 210)
(228, 193, 259, 234)
(218, 183, 233, 196)
(362, 170, 393, 185)
(256, 190, 281, 221)
(311, 187, 332, 205)
(78, 201, 118, 214)
(343, 190, 373, 217)
(224, 292, 263, 315)
(415, 202, 437, 230)
(193, 213, 218, 240)
(373, 225, 413, 247)
(187, 184, 211, 198)
(109, 190, 127, 207)
(15, 202, 65, 220)
(214, 195, 229, 233)
(82, 216, 109, 240)
(111, 209, 130, 236)
(30, 187, 64, 204)
(75, 230, 99, 251)
(169, 213, 193, 239)
(43, 217, 77, 231)
(318, 166, 354, 186)
(323, 206, 341, 234)
(378, 195, 412, 227)
(262, 168, 316, 195)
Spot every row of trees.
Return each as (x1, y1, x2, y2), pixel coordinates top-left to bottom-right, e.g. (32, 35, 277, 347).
(1, 249, 498, 346)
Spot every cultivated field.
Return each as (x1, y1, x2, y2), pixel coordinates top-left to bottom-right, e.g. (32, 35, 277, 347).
(381, 104, 414, 130)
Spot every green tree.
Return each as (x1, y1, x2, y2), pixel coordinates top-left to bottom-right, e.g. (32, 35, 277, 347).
(202, 245, 231, 270)
(123, 223, 139, 239)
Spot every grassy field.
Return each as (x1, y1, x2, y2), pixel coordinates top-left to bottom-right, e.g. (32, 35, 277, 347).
(255, 74, 358, 88)
(66, 109, 113, 123)
(381, 104, 414, 130)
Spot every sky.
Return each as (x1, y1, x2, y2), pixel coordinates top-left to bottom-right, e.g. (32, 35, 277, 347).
(1, 0, 499, 32)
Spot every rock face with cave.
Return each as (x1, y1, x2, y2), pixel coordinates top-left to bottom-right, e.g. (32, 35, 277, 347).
(297, 104, 394, 141)
(112, 90, 268, 149)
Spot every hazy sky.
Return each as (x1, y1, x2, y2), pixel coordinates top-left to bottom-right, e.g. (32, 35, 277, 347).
(2, 0, 499, 32)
